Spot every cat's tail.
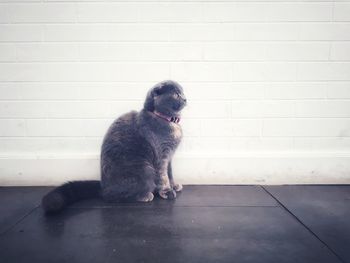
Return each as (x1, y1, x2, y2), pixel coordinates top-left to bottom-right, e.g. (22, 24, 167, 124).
(42, 180, 101, 214)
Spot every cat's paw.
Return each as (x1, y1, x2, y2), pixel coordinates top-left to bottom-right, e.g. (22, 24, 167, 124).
(137, 192, 154, 202)
(173, 183, 183, 192)
(159, 189, 177, 200)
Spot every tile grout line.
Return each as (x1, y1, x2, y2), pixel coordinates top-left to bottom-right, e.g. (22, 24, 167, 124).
(67, 205, 279, 209)
(260, 185, 347, 263)
(0, 205, 40, 236)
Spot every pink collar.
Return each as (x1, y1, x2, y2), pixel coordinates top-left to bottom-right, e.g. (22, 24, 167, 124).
(153, 111, 180, 124)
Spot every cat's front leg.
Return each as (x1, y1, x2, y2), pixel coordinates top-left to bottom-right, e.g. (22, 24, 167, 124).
(156, 162, 176, 200)
(168, 161, 183, 192)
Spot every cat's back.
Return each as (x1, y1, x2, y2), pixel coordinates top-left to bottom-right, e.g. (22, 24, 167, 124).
(101, 110, 154, 160)
(103, 110, 139, 142)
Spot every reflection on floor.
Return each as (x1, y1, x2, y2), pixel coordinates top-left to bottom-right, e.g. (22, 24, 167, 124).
(0, 185, 349, 263)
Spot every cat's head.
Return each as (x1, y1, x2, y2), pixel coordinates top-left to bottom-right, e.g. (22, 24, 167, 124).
(144, 80, 187, 118)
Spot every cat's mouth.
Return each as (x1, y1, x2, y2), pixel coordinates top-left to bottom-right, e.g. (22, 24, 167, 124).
(153, 111, 181, 124)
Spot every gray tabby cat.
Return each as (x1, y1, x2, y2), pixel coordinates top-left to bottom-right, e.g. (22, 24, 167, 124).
(42, 80, 187, 213)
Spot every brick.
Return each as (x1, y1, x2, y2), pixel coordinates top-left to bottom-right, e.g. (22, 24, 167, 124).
(263, 3, 331, 22)
(0, 44, 15, 62)
(39, 62, 170, 81)
(0, 63, 44, 81)
(140, 43, 202, 61)
(263, 119, 350, 137)
(170, 24, 236, 41)
(77, 3, 137, 22)
(266, 42, 329, 61)
(202, 3, 331, 22)
(231, 100, 295, 118)
(330, 42, 350, 61)
(184, 82, 265, 100)
(244, 137, 293, 151)
(78, 43, 142, 61)
(297, 62, 350, 81)
(326, 82, 350, 99)
(47, 101, 111, 118)
(8, 3, 76, 23)
(0, 25, 42, 42)
(44, 24, 170, 41)
(180, 137, 293, 153)
(19, 83, 80, 100)
(184, 101, 232, 118)
(334, 3, 350, 22)
(179, 137, 232, 153)
(77, 83, 148, 100)
(71, 2, 202, 23)
(0, 4, 11, 23)
(203, 42, 330, 61)
(0, 119, 26, 136)
(171, 62, 233, 81)
(295, 100, 350, 118)
(201, 119, 261, 137)
(0, 138, 48, 153)
(16, 43, 80, 62)
(235, 23, 299, 40)
(0, 137, 96, 153)
(0, 101, 48, 118)
(26, 119, 112, 137)
(138, 3, 202, 22)
(294, 138, 350, 152)
(299, 23, 350, 41)
(265, 82, 327, 99)
(233, 62, 297, 81)
(0, 83, 21, 100)
(203, 42, 267, 61)
(77, 43, 202, 61)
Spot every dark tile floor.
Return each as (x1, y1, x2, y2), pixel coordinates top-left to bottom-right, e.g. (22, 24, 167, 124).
(0, 185, 349, 263)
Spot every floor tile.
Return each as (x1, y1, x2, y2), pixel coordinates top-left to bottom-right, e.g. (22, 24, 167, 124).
(0, 205, 340, 263)
(0, 187, 52, 234)
(265, 185, 350, 263)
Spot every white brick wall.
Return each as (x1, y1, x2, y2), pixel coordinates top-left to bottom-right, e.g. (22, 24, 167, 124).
(0, 1, 350, 185)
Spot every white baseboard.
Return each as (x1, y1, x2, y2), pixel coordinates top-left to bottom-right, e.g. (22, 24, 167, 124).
(1, 152, 350, 186)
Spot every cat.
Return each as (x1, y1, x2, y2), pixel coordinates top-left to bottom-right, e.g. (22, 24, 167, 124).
(42, 80, 187, 214)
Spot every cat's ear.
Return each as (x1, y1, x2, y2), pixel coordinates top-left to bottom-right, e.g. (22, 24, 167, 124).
(153, 87, 162, 96)
(143, 83, 164, 111)
(143, 88, 156, 111)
